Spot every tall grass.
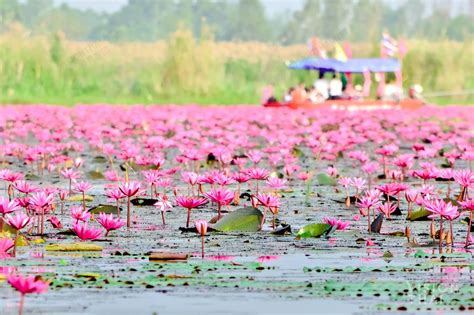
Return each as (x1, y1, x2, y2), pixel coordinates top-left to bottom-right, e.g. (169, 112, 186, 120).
(0, 26, 472, 105)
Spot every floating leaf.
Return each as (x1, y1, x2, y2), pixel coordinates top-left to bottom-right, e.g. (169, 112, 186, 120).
(87, 171, 104, 180)
(67, 194, 94, 202)
(75, 273, 101, 281)
(383, 251, 394, 258)
(149, 252, 189, 261)
(408, 208, 431, 221)
(15, 235, 28, 246)
(316, 173, 336, 186)
(212, 207, 263, 232)
(131, 198, 157, 206)
(45, 243, 103, 251)
(120, 162, 156, 172)
(89, 204, 120, 214)
(414, 249, 429, 258)
(296, 223, 331, 238)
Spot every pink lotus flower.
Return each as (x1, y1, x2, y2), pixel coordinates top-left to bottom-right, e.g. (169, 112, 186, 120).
(361, 162, 379, 175)
(338, 177, 351, 188)
(119, 181, 141, 197)
(324, 217, 350, 230)
(104, 170, 121, 182)
(326, 166, 338, 177)
(61, 168, 81, 180)
(255, 192, 280, 229)
(7, 273, 48, 315)
(297, 172, 312, 182)
(96, 213, 125, 236)
(0, 237, 14, 253)
(453, 169, 474, 201)
(72, 222, 102, 241)
(425, 199, 459, 248)
(154, 195, 173, 225)
(70, 206, 91, 223)
(48, 216, 63, 229)
(347, 150, 369, 164)
(265, 177, 287, 191)
(194, 219, 208, 258)
(181, 172, 199, 185)
(13, 181, 39, 194)
(60, 168, 81, 193)
(246, 150, 263, 164)
(0, 197, 21, 215)
(7, 274, 49, 295)
(3, 172, 24, 183)
(5, 212, 31, 230)
(119, 181, 142, 228)
(214, 174, 236, 186)
(357, 189, 382, 233)
(233, 172, 250, 183)
(29, 191, 54, 210)
(73, 181, 92, 193)
(205, 188, 234, 219)
(246, 168, 269, 193)
(377, 202, 397, 219)
(176, 195, 208, 228)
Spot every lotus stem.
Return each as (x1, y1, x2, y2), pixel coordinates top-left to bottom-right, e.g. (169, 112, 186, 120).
(466, 211, 472, 247)
(201, 235, 205, 259)
(161, 211, 166, 225)
(127, 196, 131, 228)
(186, 209, 191, 228)
(18, 294, 25, 315)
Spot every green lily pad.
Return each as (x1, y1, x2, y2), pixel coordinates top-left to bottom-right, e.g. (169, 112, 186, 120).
(212, 207, 263, 232)
(316, 173, 337, 186)
(408, 208, 431, 221)
(296, 223, 331, 238)
(45, 243, 103, 251)
(67, 194, 94, 202)
(87, 171, 104, 180)
(89, 204, 120, 214)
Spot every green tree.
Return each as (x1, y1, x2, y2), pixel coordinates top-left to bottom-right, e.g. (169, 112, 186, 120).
(231, 0, 271, 41)
(280, 0, 322, 45)
(321, 0, 351, 40)
(349, 0, 382, 42)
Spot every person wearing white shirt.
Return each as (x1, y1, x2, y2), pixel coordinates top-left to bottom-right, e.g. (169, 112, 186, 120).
(314, 72, 329, 100)
(329, 73, 343, 100)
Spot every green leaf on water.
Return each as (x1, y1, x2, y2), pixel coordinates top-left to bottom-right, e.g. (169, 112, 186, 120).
(212, 207, 263, 232)
(296, 223, 331, 239)
(408, 208, 431, 221)
(316, 173, 337, 186)
(67, 194, 94, 202)
(89, 204, 120, 214)
(87, 171, 104, 180)
(45, 243, 103, 251)
(414, 249, 429, 258)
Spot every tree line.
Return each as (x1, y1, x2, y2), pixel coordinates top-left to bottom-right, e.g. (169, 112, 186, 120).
(1, 0, 472, 43)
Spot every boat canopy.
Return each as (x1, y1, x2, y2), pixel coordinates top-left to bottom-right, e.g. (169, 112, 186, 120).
(288, 57, 400, 73)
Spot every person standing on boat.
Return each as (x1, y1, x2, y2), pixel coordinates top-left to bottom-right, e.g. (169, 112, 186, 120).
(314, 72, 329, 100)
(329, 73, 343, 100)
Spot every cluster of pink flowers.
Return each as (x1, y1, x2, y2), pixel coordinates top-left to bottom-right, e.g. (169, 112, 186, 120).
(0, 104, 473, 311)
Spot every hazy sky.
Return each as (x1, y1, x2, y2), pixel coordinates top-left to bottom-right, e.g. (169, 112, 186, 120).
(52, 0, 471, 16)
